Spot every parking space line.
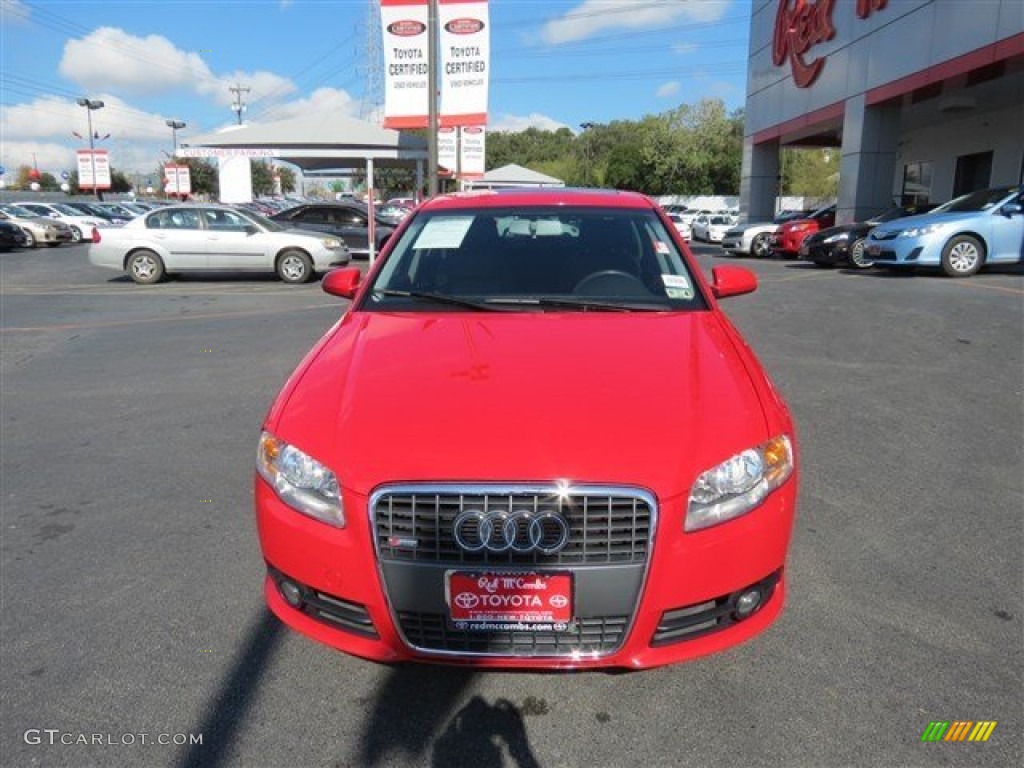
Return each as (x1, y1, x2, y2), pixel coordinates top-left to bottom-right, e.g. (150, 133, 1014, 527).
(943, 280, 1024, 296)
(1, 303, 343, 334)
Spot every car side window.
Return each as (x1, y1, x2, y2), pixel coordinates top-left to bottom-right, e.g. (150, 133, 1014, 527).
(202, 209, 249, 231)
(151, 208, 199, 230)
(341, 210, 367, 226)
(295, 208, 327, 224)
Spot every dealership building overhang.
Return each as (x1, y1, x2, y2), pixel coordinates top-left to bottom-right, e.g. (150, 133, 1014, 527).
(740, 0, 1024, 224)
(179, 111, 429, 201)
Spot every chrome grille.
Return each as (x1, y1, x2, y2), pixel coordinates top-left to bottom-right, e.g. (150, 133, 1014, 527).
(398, 611, 628, 656)
(371, 485, 654, 565)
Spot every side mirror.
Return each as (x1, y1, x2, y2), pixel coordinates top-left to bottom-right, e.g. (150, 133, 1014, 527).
(322, 267, 362, 299)
(711, 266, 758, 299)
(1001, 202, 1022, 217)
(244, 224, 260, 235)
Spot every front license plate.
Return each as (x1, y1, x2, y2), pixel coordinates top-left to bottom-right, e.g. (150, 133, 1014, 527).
(447, 571, 572, 631)
(798, 244, 809, 256)
(867, 244, 880, 256)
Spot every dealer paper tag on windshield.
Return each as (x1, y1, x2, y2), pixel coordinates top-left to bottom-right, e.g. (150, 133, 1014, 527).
(415, 217, 474, 249)
(662, 274, 694, 299)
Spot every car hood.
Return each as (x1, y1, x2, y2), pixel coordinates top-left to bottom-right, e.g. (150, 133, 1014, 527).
(871, 210, 984, 235)
(271, 311, 769, 496)
(9, 215, 64, 227)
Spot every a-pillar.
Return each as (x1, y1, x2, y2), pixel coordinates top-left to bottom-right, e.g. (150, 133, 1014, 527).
(837, 94, 900, 224)
(740, 137, 781, 223)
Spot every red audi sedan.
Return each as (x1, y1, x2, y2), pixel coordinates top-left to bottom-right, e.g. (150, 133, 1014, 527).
(255, 188, 798, 670)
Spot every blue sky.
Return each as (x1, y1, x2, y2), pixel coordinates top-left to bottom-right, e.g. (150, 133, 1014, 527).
(1, 0, 748, 178)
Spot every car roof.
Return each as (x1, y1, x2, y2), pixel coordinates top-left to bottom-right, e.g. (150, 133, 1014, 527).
(418, 187, 655, 212)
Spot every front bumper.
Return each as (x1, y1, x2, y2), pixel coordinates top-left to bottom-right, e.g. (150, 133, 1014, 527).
(256, 477, 797, 669)
(771, 231, 811, 256)
(798, 240, 847, 264)
(865, 236, 937, 265)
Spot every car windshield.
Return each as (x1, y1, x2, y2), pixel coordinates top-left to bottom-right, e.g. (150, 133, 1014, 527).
(709, 216, 730, 225)
(0, 204, 36, 217)
(365, 207, 706, 312)
(50, 204, 82, 216)
(932, 186, 1015, 213)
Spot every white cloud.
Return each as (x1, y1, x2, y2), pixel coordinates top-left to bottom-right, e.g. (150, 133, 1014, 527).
(541, 0, 728, 44)
(672, 42, 700, 55)
(656, 81, 681, 98)
(261, 87, 359, 122)
(0, 141, 75, 177)
(280, 0, 294, 8)
(2, 95, 179, 142)
(60, 28, 215, 95)
(490, 113, 571, 133)
(59, 28, 296, 106)
(200, 70, 296, 108)
(1, 0, 30, 23)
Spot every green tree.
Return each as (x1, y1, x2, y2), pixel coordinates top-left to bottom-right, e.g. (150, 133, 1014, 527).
(251, 161, 275, 196)
(67, 167, 135, 195)
(277, 165, 297, 194)
(781, 148, 839, 197)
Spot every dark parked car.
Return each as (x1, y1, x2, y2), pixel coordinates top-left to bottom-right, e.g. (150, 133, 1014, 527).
(64, 201, 133, 225)
(271, 203, 395, 258)
(799, 204, 937, 269)
(0, 218, 28, 251)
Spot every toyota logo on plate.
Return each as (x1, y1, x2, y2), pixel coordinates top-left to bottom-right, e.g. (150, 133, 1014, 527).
(454, 593, 479, 609)
(453, 509, 571, 554)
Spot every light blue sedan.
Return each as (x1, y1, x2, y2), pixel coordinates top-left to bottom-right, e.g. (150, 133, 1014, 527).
(866, 186, 1023, 277)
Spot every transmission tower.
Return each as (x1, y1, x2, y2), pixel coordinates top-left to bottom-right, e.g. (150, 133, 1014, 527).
(359, 0, 385, 123)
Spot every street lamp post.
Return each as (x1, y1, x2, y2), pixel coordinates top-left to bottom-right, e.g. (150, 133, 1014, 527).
(579, 122, 595, 187)
(76, 98, 105, 199)
(166, 120, 186, 154)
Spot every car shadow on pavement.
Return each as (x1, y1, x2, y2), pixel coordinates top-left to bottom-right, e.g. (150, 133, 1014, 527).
(356, 666, 541, 768)
(176, 608, 285, 768)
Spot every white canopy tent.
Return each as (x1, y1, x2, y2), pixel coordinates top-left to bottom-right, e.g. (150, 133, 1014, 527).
(180, 111, 429, 261)
(462, 163, 564, 190)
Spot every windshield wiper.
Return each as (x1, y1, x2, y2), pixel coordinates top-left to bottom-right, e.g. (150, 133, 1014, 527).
(373, 288, 506, 311)
(485, 297, 667, 312)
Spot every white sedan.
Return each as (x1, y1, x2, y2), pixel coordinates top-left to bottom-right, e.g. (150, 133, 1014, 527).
(691, 215, 733, 243)
(88, 204, 351, 284)
(14, 201, 106, 243)
(667, 212, 692, 240)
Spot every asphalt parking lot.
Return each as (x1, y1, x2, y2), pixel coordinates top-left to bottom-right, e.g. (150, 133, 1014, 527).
(2, 242, 1021, 768)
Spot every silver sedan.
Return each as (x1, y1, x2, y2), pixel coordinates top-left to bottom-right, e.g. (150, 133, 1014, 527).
(88, 204, 351, 284)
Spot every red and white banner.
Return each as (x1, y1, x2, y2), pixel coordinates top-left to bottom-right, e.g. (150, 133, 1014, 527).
(438, 0, 489, 127)
(381, 0, 430, 129)
(163, 164, 191, 196)
(436, 125, 484, 179)
(458, 125, 485, 178)
(76, 149, 111, 190)
(437, 125, 457, 173)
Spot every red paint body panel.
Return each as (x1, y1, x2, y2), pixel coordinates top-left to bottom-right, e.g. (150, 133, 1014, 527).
(255, 189, 799, 669)
(772, 209, 836, 256)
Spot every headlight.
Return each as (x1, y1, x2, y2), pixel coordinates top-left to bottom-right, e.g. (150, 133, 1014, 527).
(823, 232, 850, 244)
(257, 431, 344, 527)
(899, 224, 942, 238)
(320, 237, 342, 249)
(686, 435, 793, 532)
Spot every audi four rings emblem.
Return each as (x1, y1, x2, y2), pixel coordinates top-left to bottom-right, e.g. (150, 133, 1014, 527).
(452, 509, 571, 554)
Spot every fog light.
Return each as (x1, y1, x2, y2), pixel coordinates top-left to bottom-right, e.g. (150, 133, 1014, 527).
(279, 579, 303, 608)
(734, 588, 762, 619)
